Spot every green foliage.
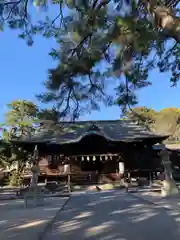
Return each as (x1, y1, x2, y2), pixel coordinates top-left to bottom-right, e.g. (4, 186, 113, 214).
(37, 0, 179, 117)
(0, 100, 39, 186)
(4, 100, 39, 138)
(38, 107, 60, 121)
(0, 141, 12, 168)
(126, 107, 180, 142)
(155, 108, 180, 140)
(8, 167, 25, 186)
(0, 0, 179, 117)
(125, 107, 157, 126)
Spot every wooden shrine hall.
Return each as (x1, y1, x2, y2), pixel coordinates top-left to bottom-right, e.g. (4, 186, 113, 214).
(13, 119, 168, 184)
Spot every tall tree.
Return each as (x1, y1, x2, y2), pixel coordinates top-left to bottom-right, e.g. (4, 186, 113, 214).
(38, 107, 60, 122)
(125, 107, 157, 127)
(0, 100, 39, 186)
(126, 107, 180, 142)
(37, 0, 179, 117)
(155, 108, 180, 139)
(3, 100, 38, 138)
(1, 0, 179, 117)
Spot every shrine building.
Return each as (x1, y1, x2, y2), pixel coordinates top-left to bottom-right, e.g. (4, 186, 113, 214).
(12, 119, 169, 184)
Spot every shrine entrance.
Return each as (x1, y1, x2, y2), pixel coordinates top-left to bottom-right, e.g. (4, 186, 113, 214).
(69, 154, 121, 184)
(72, 154, 119, 174)
(80, 155, 103, 172)
(61, 133, 125, 184)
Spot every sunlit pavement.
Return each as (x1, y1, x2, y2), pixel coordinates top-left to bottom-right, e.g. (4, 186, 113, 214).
(43, 190, 180, 240)
(0, 197, 68, 240)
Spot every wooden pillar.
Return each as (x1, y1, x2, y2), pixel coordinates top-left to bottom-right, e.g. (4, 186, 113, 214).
(67, 174, 71, 193)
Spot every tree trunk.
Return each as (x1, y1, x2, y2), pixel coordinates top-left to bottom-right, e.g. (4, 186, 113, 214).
(146, 2, 180, 43)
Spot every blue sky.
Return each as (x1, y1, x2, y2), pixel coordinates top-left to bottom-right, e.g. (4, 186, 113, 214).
(0, 24, 180, 123)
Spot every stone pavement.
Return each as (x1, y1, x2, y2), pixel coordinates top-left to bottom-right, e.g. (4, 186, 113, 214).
(43, 190, 180, 240)
(0, 187, 69, 200)
(130, 189, 180, 210)
(0, 197, 70, 240)
(0, 191, 17, 200)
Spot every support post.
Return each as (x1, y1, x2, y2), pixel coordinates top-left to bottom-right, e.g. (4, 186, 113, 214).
(149, 171, 152, 187)
(68, 174, 71, 193)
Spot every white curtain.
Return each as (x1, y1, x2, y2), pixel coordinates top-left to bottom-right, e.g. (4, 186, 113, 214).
(119, 162, 125, 174)
(64, 164, 70, 174)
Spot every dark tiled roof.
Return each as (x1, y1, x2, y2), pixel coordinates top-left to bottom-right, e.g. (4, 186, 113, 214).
(18, 119, 168, 144)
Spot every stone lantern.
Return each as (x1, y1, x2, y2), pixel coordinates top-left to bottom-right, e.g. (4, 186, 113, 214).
(159, 145, 179, 197)
(24, 145, 43, 207)
(30, 145, 40, 188)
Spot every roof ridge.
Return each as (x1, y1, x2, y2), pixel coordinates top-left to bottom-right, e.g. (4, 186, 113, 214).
(55, 119, 134, 124)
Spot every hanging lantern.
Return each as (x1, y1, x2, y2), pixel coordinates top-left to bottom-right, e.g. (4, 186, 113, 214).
(63, 164, 70, 174)
(81, 156, 84, 161)
(105, 155, 108, 161)
(119, 162, 125, 174)
(93, 156, 96, 161)
(87, 156, 90, 161)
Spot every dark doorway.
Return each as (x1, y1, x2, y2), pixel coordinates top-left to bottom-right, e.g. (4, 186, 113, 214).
(80, 156, 103, 172)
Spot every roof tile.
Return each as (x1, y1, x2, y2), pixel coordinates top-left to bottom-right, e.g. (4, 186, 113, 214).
(23, 119, 168, 144)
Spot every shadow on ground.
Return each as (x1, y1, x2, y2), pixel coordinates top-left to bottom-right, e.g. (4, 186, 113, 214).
(43, 191, 180, 240)
(0, 197, 68, 239)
